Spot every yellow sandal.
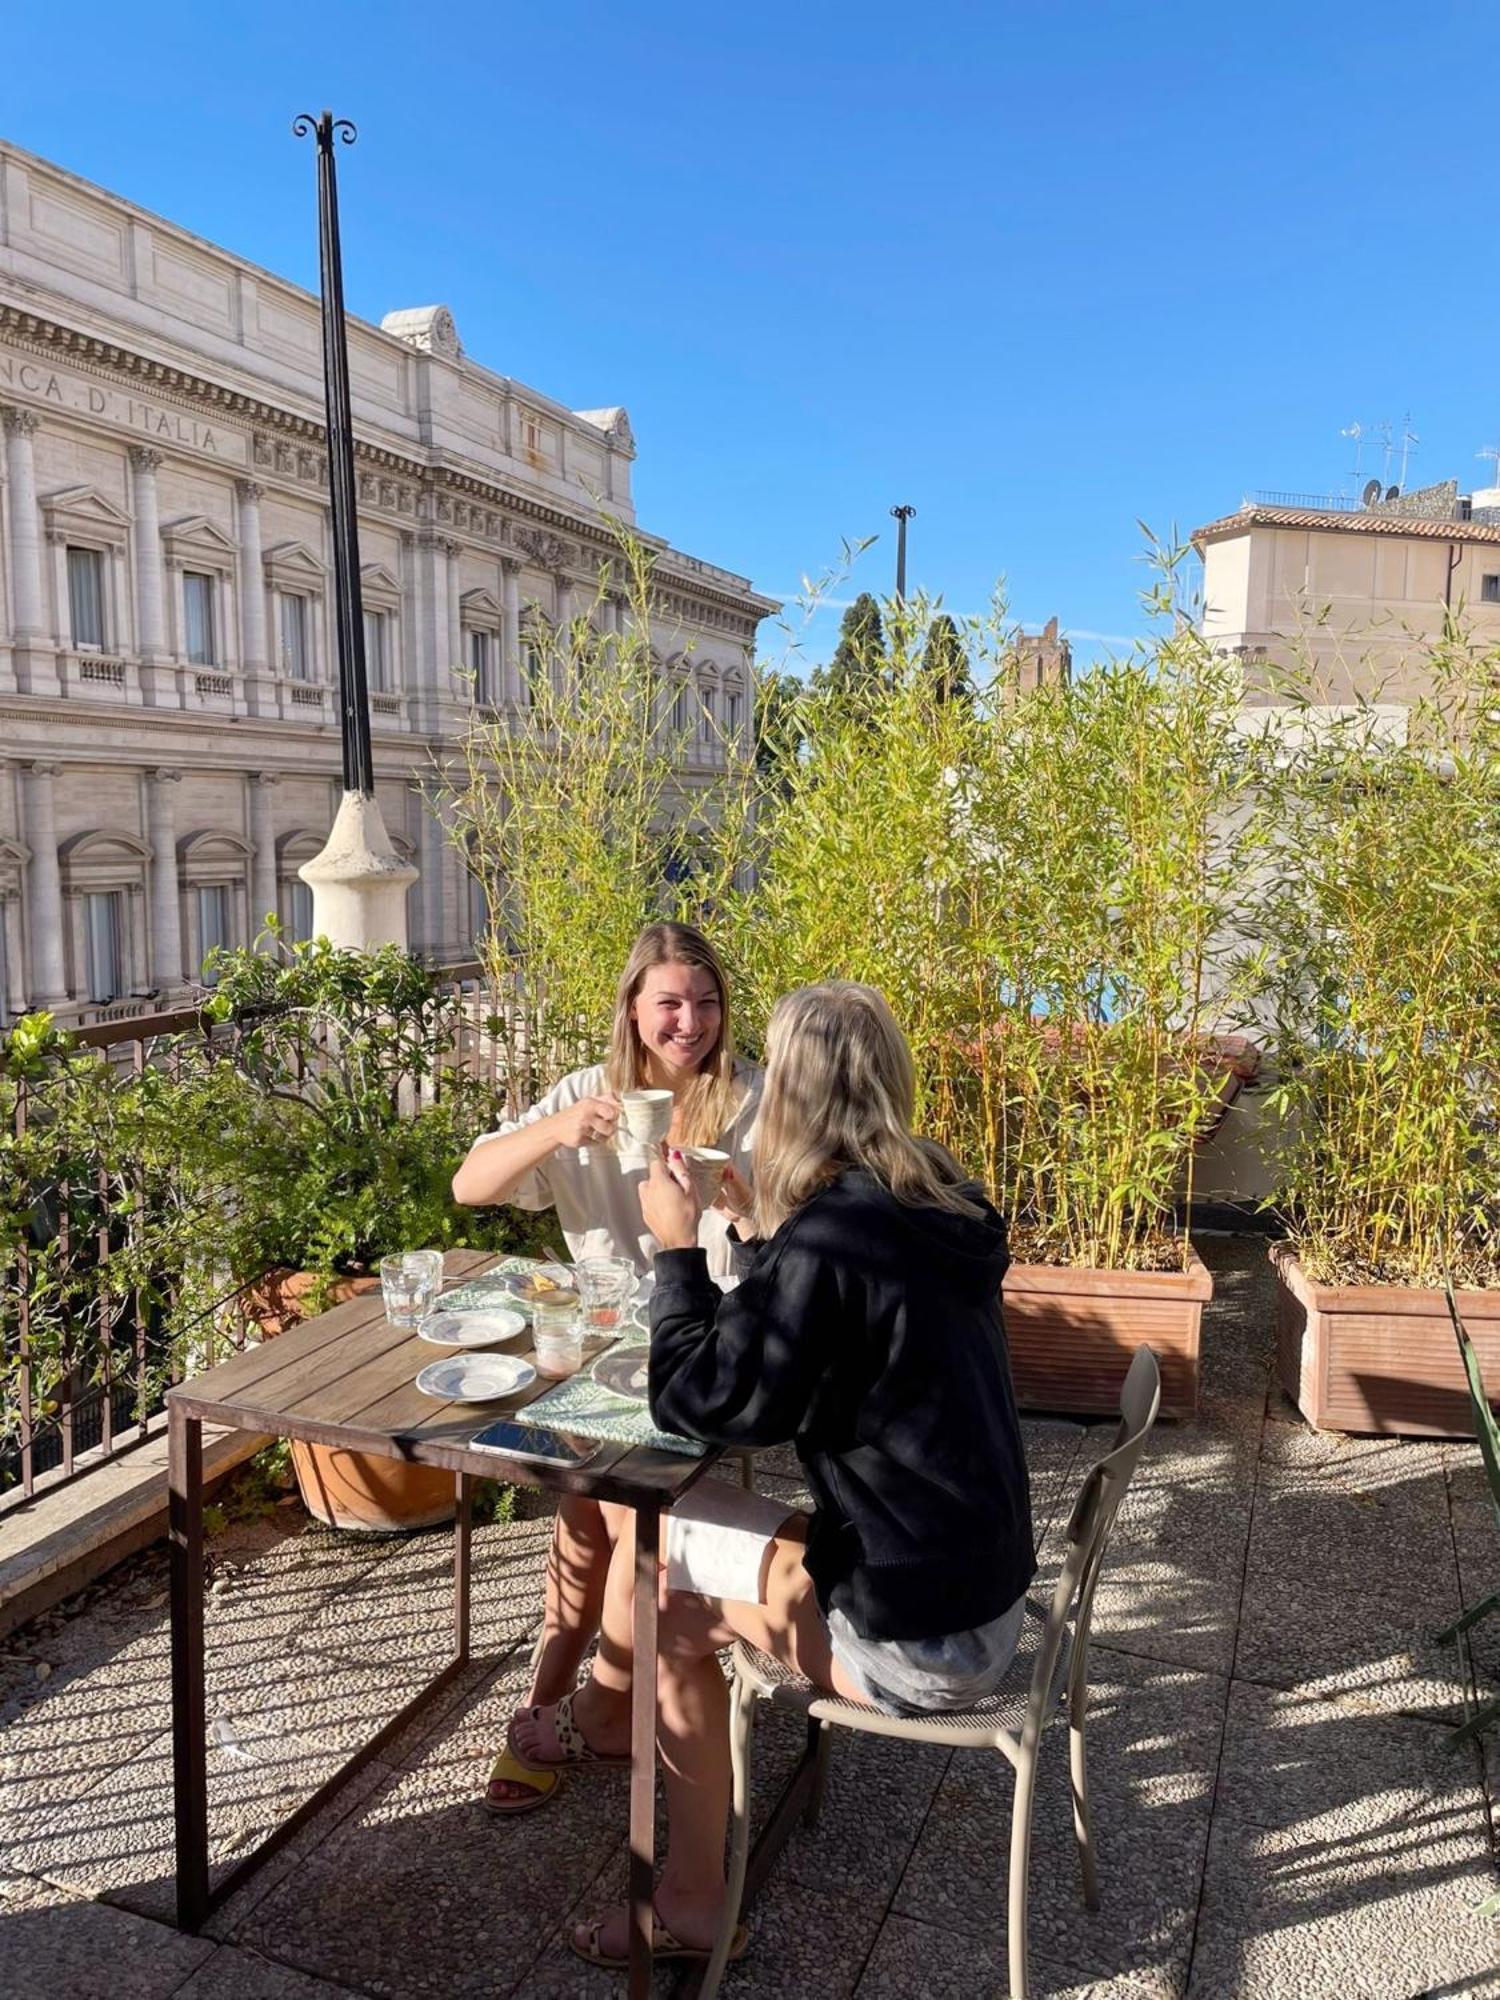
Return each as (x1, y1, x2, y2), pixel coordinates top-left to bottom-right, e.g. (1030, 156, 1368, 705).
(482, 1744, 560, 1816)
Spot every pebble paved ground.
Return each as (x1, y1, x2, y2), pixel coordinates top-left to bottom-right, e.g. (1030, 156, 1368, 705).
(1, 1237, 1497, 1998)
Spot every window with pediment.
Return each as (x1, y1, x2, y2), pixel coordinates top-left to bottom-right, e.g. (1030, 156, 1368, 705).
(263, 541, 327, 682)
(43, 487, 130, 654)
(163, 516, 238, 670)
(461, 587, 503, 705)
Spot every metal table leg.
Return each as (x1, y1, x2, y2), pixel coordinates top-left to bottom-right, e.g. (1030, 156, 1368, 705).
(169, 1403, 209, 1931)
(168, 1431, 476, 1929)
(628, 1499, 661, 1999)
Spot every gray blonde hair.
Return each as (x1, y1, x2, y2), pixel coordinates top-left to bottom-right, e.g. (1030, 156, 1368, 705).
(604, 922, 743, 1149)
(752, 981, 985, 1238)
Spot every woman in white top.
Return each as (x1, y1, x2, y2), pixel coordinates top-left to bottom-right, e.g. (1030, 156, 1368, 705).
(452, 921, 761, 1811)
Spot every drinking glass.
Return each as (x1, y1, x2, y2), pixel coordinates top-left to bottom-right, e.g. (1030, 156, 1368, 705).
(380, 1250, 444, 1329)
(575, 1256, 636, 1334)
(532, 1294, 584, 1377)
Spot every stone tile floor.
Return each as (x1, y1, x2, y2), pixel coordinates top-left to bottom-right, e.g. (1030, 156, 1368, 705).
(2, 1237, 1497, 1997)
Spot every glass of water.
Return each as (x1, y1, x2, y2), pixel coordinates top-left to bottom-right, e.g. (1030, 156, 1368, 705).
(380, 1250, 444, 1329)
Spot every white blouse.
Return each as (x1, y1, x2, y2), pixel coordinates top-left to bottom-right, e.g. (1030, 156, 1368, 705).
(477, 1060, 762, 1279)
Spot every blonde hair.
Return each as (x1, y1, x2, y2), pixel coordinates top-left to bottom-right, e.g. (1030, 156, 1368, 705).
(752, 982, 985, 1238)
(605, 922, 743, 1148)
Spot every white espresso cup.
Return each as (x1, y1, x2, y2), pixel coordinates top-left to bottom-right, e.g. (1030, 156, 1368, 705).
(679, 1145, 730, 1205)
(618, 1089, 673, 1158)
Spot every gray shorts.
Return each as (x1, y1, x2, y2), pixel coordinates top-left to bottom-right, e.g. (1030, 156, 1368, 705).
(827, 1595, 1027, 1718)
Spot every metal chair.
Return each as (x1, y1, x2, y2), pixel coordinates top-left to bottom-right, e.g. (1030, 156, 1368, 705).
(1435, 1275, 1500, 1750)
(697, 1345, 1163, 2000)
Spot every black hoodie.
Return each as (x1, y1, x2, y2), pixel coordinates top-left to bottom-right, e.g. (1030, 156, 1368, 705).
(649, 1167, 1035, 1641)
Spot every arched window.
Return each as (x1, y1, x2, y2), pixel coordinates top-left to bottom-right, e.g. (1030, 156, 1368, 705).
(177, 829, 253, 983)
(57, 829, 151, 1007)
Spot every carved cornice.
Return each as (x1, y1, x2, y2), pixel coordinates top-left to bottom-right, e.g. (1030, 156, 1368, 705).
(0, 307, 778, 629)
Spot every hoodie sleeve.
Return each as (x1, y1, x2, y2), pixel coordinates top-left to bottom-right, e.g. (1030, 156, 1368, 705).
(648, 1211, 840, 1448)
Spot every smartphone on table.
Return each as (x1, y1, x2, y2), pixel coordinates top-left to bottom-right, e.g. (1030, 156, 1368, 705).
(469, 1418, 601, 1468)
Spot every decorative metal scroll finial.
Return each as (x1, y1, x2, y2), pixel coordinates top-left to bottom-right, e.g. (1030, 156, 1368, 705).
(890, 503, 916, 601)
(294, 110, 373, 796)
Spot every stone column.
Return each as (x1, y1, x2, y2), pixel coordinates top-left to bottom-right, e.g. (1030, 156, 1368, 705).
(144, 767, 184, 993)
(21, 760, 66, 1003)
(128, 448, 166, 662)
(443, 538, 463, 675)
(2, 892, 27, 1021)
(235, 479, 270, 685)
(500, 556, 522, 703)
(1, 408, 43, 641)
(248, 772, 279, 943)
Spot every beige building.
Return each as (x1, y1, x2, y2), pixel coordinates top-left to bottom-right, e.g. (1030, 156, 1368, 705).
(0, 141, 775, 1025)
(1194, 481, 1500, 710)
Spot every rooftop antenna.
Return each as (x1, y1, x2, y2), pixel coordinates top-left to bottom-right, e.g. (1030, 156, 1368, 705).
(1340, 421, 1365, 485)
(1476, 446, 1500, 489)
(1397, 412, 1419, 490)
(1373, 418, 1395, 485)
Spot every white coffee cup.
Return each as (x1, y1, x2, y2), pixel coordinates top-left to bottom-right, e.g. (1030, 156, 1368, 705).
(679, 1145, 730, 1205)
(618, 1089, 673, 1154)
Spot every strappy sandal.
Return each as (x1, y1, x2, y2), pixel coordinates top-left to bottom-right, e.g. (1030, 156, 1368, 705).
(570, 1904, 749, 1969)
(482, 1744, 560, 1816)
(504, 1690, 632, 1773)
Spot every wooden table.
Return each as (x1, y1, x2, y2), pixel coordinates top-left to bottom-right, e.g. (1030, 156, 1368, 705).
(166, 1249, 716, 1997)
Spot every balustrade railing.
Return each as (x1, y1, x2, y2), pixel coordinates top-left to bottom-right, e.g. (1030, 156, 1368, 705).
(1, 960, 502, 1513)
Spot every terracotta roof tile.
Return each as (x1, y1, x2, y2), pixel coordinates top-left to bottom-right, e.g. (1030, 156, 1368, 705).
(1193, 504, 1500, 546)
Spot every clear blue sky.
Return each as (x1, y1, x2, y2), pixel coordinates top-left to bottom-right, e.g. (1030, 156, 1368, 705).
(5, 1, 1498, 669)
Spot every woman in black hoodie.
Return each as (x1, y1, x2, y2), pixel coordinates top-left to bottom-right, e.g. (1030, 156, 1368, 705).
(512, 981, 1035, 1969)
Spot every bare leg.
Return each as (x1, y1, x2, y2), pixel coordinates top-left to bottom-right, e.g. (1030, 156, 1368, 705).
(511, 1499, 637, 1765)
(570, 1519, 864, 1955)
(528, 1494, 616, 1705)
(487, 1495, 622, 1807)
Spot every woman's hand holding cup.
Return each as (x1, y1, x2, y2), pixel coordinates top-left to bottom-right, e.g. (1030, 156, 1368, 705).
(554, 1094, 620, 1152)
(640, 1147, 700, 1251)
(713, 1161, 754, 1223)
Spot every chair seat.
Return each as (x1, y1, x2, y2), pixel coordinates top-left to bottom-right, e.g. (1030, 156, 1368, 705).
(734, 1597, 1070, 1750)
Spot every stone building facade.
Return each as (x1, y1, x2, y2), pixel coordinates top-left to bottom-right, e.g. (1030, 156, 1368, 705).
(0, 142, 776, 1024)
(1194, 484, 1500, 712)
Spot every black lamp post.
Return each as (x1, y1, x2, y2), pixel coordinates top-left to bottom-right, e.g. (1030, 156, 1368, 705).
(293, 110, 374, 798)
(890, 503, 916, 600)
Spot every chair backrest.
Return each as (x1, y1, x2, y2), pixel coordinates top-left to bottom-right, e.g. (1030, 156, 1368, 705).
(1018, 1346, 1163, 1748)
(1445, 1277, 1500, 1530)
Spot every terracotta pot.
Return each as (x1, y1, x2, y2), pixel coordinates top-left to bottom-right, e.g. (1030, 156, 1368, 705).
(1002, 1250, 1212, 1420)
(249, 1269, 456, 1533)
(1271, 1243, 1500, 1439)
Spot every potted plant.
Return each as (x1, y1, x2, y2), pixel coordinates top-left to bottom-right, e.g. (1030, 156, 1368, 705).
(720, 569, 1257, 1418)
(1258, 661, 1500, 1437)
(206, 933, 545, 1528)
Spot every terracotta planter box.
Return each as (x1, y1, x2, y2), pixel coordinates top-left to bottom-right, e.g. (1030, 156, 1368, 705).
(1002, 1250, 1212, 1420)
(1271, 1243, 1500, 1438)
(249, 1268, 457, 1532)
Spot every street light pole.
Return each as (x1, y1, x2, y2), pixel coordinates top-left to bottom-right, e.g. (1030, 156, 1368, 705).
(890, 503, 916, 601)
(291, 110, 417, 949)
(294, 110, 373, 797)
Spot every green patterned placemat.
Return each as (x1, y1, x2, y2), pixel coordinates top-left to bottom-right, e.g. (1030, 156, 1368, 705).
(442, 1262, 651, 1335)
(512, 1364, 707, 1459)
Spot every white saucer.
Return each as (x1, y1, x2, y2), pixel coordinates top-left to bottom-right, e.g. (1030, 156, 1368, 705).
(415, 1354, 537, 1402)
(592, 1345, 650, 1402)
(418, 1308, 526, 1349)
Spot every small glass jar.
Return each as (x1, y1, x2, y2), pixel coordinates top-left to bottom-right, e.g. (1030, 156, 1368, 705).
(532, 1293, 584, 1377)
